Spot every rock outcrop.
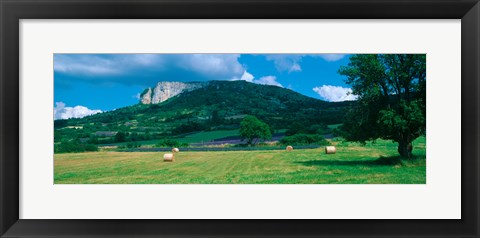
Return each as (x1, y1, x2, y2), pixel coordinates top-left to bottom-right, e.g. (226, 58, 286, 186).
(140, 88, 152, 104)
(140, 81, 208, 104)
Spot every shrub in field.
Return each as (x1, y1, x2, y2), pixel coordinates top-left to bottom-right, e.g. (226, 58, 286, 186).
(126, 142, 141, 148)
(54, 139, 98, 153)
(279, 134, 330, 146)
(155, 139, 188, 148)
(286, 122, 328, 136)
(82, 143, 99, 152)
(155, 139, 178, 148)
(115, 131, 127, 142)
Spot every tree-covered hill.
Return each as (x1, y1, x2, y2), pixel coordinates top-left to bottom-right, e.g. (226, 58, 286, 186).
(54, 80, 354, 146)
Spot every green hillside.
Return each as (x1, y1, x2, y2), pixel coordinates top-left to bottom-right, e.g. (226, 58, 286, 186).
(54, 80, 354, 151)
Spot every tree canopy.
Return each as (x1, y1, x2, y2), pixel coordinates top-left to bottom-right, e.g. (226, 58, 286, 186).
(338, 54, 426, 158)
(239, 115, 272, 145)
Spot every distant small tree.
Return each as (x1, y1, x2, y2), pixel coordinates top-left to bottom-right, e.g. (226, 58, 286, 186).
(211, 109, 223, 125)
(88, 135, 99, 144)
(155, 139, 181, 148)
(239, 115, 272, 145)
(279, 134, 330, 146)
(115, 131, 127, 142)
(285, 121, 305, 136)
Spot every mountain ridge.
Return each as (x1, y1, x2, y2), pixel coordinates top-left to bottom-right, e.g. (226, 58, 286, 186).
(55, 80, 353, 145)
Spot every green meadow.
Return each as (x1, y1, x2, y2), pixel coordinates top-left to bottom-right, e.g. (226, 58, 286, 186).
(54, 137, 426, 184)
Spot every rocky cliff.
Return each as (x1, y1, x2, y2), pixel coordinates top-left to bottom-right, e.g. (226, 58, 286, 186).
(140, 81, 208, 104)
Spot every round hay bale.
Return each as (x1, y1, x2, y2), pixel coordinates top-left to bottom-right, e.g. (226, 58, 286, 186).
(172, 148, 179, 153)
(163, 153, 175, 162)
(286, 145, 293, 151)
(325, 146, 336, 154)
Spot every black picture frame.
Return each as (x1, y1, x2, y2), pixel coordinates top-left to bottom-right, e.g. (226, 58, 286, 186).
(1, 0, 479, 237)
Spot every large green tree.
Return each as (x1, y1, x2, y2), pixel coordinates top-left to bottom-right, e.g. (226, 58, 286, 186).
(338, 54, 426, 158)
(239, 115, 272, 145)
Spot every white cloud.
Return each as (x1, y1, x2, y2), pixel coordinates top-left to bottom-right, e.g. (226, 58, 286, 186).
(179, 54, 244, 78)
(54, 55, 123, 75)
(55, 54, 347, 81)
(231, 70, 254, 82)
(55, 54, 246, 87)
(265, 54, 345, 73)
(255, 76, 283, 87)
(232, 71, 283, 88)
(239, 70, 255, 82)
(54, 54, 348, 89)
(289, 63, 302, 72)
(318, 54, 346, 62)
(131, 54, 161, 66)
(54, 102, 102, 120)
(265, 55, 303, 73)
(54, 54, 167, 76)
(312, 85, 357, 102)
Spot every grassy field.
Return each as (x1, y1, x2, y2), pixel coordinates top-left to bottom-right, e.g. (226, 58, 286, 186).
(55, 137, 426, 184)
(54, 138, 426, 184)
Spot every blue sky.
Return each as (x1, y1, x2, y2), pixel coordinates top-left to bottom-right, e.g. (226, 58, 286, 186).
(54, 54, 356, 119)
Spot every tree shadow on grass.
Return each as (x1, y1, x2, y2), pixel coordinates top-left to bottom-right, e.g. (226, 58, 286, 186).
(295, 156, 406, 167)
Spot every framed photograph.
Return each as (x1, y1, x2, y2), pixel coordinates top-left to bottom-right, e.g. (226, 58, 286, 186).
(1, 0, 479, 237)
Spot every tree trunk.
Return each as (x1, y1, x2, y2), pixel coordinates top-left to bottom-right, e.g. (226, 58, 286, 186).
(398, 140, 413, 158)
